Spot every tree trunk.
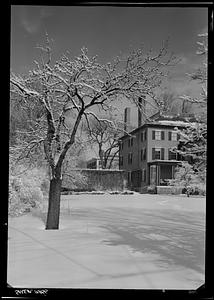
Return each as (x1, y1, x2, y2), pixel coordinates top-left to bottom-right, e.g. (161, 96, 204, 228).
(45, 177, 62, 230)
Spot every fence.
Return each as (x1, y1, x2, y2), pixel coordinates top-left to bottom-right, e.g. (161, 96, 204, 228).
(62, 169, 128, 192)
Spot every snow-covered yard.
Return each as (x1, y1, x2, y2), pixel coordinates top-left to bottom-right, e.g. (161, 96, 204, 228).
(8, 193, 205, 289)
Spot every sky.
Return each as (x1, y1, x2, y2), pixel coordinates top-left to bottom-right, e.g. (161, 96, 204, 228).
(11, 5, 208, 74)
(10, 5, 208, 157)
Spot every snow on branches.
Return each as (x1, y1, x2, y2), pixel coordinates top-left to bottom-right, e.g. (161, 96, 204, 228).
(10, 37, 177, 177)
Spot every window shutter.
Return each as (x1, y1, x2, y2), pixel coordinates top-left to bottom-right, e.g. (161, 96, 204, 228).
(152, 148, 155, 160)
(161, 148, 164, 160)
(161, 131, 165, 140)
(141, 149, 143, 161)
(144, 130, 147, 140)
(144, 148, 147, 160)
(152, 130, 155, 140)
(168, 131, 172, 141)
(141, 132, 143, 142)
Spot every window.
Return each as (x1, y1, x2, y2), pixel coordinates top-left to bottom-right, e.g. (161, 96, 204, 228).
(141, 148, 147, 161)
(169, 131, 179, 141)
(128, 171, 132, 183)
(142, 168, 146, 182)
(141, 132, 144, 142)
(144, 130, 147, 140)
(152, 148, 165, 160)
(143, 148, 147, 160)
(141, 130, 146, 142)
(152, 130, 164, 140)
(152, 148, 161, 159)
(120, 156, 123, 166)
(128, 153, 133, 164)
(168, 149, 177, 160)
(172, 132, 177, 141)
(128, 137, 134, 147)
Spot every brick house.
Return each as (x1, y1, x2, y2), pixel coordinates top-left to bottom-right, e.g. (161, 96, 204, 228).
(119, 109, 196, 190)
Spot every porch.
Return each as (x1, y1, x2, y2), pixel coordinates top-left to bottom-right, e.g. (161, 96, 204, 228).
(148, 160, 181, 186)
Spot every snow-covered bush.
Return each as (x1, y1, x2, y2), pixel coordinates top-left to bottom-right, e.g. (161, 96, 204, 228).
(168, 162, 206, 197)
(9, 166, 48, 216)
(147, 185, 157, 194)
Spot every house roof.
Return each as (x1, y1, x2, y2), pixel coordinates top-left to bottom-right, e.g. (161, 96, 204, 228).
(119, 112, 197, 140)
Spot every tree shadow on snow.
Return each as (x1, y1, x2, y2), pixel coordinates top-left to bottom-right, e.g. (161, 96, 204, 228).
(100, 210, 205, 274)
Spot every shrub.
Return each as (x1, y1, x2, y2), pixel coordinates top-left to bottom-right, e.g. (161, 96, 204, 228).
(147, 185, 157, 194)
(168, 162, 206, 197)
(9, 166, 48, 216)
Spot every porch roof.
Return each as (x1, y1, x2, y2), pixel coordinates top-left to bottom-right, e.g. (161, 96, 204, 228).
(148, 160, 182, 165)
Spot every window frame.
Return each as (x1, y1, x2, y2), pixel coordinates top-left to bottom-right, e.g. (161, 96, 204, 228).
(128, 152, 133, 164)
(152, 147, 165, 160)
(156, 130, 161, 140)
(168, 149, 177, 160)
(171, 131, 177, 141)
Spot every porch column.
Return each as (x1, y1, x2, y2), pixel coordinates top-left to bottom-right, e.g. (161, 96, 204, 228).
(172, 165, 174, 179)
(157, 164, 160, 185)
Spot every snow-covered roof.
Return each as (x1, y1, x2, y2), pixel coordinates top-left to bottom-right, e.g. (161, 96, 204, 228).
(156, 120, 196, 127)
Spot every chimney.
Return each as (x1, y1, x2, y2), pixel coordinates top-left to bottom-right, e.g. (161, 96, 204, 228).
(138, 96, 146, 127)
(124, 107, 131, 132)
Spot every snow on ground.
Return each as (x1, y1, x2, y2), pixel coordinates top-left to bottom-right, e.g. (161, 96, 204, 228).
(8, 193, 205, 289)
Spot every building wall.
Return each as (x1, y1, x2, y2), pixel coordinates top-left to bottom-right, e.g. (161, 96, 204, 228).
(119, 125, 182, 188)
(147, 127, 179, 162)
(120, 128, 148, 171)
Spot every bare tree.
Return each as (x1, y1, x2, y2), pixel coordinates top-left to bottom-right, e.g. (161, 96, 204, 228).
(10, 35, 177, 229)
(180, 33, 207, 111)
(175, 33, 207, 178)
(158, 90, 177, 113)
(84, 116, 122, 169)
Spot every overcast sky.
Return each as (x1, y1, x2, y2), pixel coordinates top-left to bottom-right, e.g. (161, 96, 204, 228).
(10, 5, 208, 158)
(11, 5, 207, 93)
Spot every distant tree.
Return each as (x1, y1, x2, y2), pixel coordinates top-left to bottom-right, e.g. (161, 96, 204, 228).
(158, 89, 194, 115)
(83, 115, 122, 169)
(175, 33, 207, 179)
(10, 34, 177, 229)
(158, 90, 177, 113)
(179, 33, 207, 116)
(180, 99, 193, 114)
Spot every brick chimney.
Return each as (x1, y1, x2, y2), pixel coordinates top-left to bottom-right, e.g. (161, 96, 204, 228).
(138, 96, 146, 127)
(124, 107, 131, 132)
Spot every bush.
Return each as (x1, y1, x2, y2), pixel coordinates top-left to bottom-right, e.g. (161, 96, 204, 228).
(168, 162, 206, 197)
(147, 185, 157, 194)
(182, 184, 206, 196)
(9, 166, 48, 216)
